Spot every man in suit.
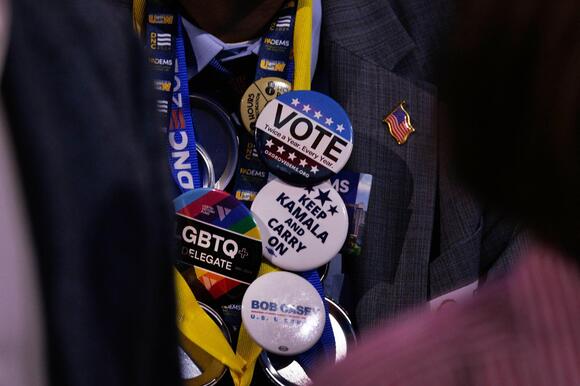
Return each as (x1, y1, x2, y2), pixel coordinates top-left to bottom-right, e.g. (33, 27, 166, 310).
(313, 1, 580, 383)
(120, 0, 528, 332)
(317, 0, 528, 328)
(2, 1, 180, 385)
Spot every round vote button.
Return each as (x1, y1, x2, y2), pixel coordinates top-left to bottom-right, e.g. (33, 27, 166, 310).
(241, 271, 326, 356)
(251, 178, 348, 271)
(240, 77, 292, 135)
(254, 90, 354, 186)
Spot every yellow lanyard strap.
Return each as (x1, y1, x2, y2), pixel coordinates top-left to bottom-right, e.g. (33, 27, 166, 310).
(174, 268, 246, 375)
(132, 0, 146, 36)
(230, 262, 279, 386)
(292, 0, 313, 91)
(232, 2, 313, 384)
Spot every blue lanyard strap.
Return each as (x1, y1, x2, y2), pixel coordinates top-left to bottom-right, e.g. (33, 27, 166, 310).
(254, 1, 297, 83)
(146, 5, 201, 191)
(298, 270, 335, 371)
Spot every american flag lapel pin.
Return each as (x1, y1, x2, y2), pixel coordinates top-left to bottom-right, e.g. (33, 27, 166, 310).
(383, 101, 415, 145)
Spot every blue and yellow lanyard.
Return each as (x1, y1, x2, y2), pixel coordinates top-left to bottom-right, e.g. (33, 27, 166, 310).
(138, 1, 333, 384)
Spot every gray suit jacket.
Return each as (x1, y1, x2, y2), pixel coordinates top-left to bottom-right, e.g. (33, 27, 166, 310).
(115, 0, 528, 333)
(320, 0, 528, 329)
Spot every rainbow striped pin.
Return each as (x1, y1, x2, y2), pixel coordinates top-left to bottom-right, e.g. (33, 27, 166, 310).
(174, 189, 262, 299)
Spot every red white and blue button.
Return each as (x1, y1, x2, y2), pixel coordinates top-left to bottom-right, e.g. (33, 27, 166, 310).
(254, 90, 354, 186)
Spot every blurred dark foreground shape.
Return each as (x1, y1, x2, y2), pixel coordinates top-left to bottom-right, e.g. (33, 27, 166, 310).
(312, 0, 580, 385)
(1, 1, 181, 386)
(443, 0, 580, 258)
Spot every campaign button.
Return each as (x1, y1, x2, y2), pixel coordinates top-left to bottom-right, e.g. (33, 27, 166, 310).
(174, 189, 263, 300)
(241, 271, 326, 356)
(251, 179, 348, 271)
(254, 90, 354, 186)
(240, 77, 292, 135)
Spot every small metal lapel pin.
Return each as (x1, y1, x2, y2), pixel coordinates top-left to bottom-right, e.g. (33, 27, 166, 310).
(383, 101, 415, 145)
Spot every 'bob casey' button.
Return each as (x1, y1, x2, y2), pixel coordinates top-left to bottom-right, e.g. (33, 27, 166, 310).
(241, 271, 326, 355)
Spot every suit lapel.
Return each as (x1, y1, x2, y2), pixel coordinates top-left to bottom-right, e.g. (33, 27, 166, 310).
(321, 0, 416, 70)
(321, 0, 438, 328)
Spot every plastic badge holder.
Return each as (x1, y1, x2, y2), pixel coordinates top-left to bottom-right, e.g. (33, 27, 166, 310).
(189, 94, 238, 190)
(196, 143, 216, 188)
(179, 302, 231, 386)
(260, 298, 357, 386)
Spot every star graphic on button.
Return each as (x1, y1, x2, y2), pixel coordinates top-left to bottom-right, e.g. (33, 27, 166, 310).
(336, 123, 345, 132)
(265, 139, 274, 147)
(288, 152, 297, 161)
(311, 165, 319, 174)
(328, 205, 338, 216)
(314, 189, 332, 207)
(291, 98, 300, 106)
(276, 145, 285, 154)
(302, 104, 311, 113)
(314, 111, 322, 119)
(299, 159, 308, 167)
(266, 246, 276, 256)
(325, 117, 334, 126)
(305, 186, 315, 194)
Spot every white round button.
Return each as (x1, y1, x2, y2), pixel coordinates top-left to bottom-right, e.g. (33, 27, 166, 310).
(241, 271, 326, 355)
(251, 179, 348, 271)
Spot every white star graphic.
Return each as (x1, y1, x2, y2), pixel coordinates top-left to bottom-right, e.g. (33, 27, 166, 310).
(314, 111, 322, 119)
(288, 152, 297, 161)
(265, 139, 274, 147)
(325, 117, 334, 126)
(302, 104, 311, 113)
(276, 145, 285, 154)
(310, 165, 319, 174)
(291, 98, 300, 106)
(336, 123, 345, 132)
(299, 159, 308, 167)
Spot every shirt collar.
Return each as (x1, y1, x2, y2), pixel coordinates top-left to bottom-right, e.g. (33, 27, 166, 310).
(181, 0, 322, 79)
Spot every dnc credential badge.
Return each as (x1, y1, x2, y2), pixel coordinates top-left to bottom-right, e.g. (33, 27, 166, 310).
(254, 90, 354, 186)
(251, 178, 348, 271)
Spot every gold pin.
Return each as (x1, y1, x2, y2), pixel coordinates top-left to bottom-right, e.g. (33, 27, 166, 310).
(382, 101, 415, 145)
(240, 77, 292, 134)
